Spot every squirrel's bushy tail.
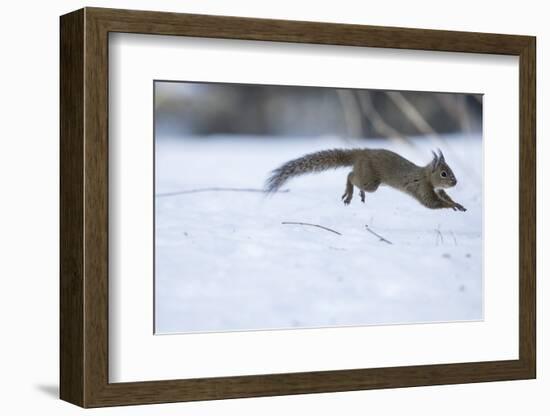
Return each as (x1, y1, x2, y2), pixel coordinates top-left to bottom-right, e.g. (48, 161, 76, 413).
(265, 148, 357, 193)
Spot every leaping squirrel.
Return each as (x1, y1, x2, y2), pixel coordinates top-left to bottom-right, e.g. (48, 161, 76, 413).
(265, 148, 466, 211)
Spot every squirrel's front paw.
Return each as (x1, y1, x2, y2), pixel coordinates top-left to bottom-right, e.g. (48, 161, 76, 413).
(454, 203, 467, 212)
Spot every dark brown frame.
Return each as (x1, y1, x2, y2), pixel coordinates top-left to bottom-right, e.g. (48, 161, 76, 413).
(60, 7, 536, 408)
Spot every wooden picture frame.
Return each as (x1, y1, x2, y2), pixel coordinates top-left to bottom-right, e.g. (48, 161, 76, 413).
(60, 7, 536, 408)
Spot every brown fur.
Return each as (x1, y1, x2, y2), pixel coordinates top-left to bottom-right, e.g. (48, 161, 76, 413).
(265, 148, 466, 211)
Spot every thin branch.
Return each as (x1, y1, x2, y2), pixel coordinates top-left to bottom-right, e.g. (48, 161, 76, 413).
(355, 91, 410, 146)
(282, 222, 342, 236)
(435, 226, 444, 246)
(328, 246, 347, 251)
(365, 225, 393, 244)
(449, 231, 458, 246)
(385, 91, 438, 137)
(437, 94, 471, 136)
(336, 89, 365, 139)
(156, 187, 289, 197)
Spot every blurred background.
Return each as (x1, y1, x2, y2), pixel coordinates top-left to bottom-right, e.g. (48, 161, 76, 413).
(154, 81, 482, 140)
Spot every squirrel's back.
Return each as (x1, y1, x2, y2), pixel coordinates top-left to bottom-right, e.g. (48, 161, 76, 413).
(365, 149, 420, 187)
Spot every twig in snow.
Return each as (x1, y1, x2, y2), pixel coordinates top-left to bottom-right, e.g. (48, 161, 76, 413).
(282, 222, 342, 236)
(156, 187, 290, 197)
(365, 225, 393, 244)
(328, 246, 347, 251)
(435, 226, 445, 246)
(449, 231, 458, 246)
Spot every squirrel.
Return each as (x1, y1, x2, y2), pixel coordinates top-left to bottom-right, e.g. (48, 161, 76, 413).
(265, 148, 466, 211)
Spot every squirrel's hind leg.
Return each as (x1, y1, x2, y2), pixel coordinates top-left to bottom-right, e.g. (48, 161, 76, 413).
(341, 172, 354, 205)
(351, 162, 379, 201)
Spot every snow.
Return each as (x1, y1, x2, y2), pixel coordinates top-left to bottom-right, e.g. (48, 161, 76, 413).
(154, 134, 483, 334)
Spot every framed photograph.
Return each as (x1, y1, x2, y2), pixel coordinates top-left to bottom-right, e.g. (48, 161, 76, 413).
(60, 7, 536, 408)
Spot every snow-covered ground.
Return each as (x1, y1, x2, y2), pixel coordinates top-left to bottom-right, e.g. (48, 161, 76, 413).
(155, 134, 483, 334)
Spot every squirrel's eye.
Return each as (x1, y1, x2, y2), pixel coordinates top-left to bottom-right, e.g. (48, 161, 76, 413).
(440, 171, 448, 178)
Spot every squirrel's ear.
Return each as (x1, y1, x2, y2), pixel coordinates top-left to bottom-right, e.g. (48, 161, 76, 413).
(431, 150, 440, 171)
(437, 148, 445, 162)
